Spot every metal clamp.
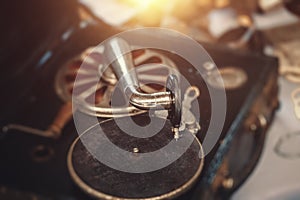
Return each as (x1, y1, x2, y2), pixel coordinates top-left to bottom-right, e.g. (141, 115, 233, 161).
(179, 86, 201, 134)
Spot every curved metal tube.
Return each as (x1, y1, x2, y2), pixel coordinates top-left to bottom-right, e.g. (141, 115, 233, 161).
(104, 37, 174, 110)
(129, 87, 173, 110)
(104, 37, 181, 129)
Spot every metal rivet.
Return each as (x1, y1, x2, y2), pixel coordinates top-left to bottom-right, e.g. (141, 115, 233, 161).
(222, 178, 234, 189)
(250, 124, 257, 132)
(133, 148, 139, 153)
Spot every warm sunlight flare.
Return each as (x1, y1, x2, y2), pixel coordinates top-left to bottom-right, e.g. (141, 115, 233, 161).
(119, 0, 163, 10)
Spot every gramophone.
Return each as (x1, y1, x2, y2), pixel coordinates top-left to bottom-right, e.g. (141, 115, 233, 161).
(64, 29, 279, 199)
(0, 1, 279, 199)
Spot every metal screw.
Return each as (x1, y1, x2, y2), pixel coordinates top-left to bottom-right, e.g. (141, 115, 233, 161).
(133, 148, 139, 153)
(172, 127, 180, 140)
(250, 124, 257, 132)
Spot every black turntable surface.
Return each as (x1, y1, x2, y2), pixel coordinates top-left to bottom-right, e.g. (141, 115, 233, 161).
(68, 115, 204, 199)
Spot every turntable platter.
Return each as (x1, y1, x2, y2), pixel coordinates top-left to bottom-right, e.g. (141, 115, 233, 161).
(67, 115, 203, 199)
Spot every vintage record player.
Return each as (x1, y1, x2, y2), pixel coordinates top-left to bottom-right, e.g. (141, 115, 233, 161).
(0, 1, 279, 200)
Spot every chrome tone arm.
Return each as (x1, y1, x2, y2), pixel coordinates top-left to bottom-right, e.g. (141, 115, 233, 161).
(104, 37, 181, 129)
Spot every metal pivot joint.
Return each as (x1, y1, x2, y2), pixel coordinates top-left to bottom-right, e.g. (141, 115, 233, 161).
(104, 37, 182, 130)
